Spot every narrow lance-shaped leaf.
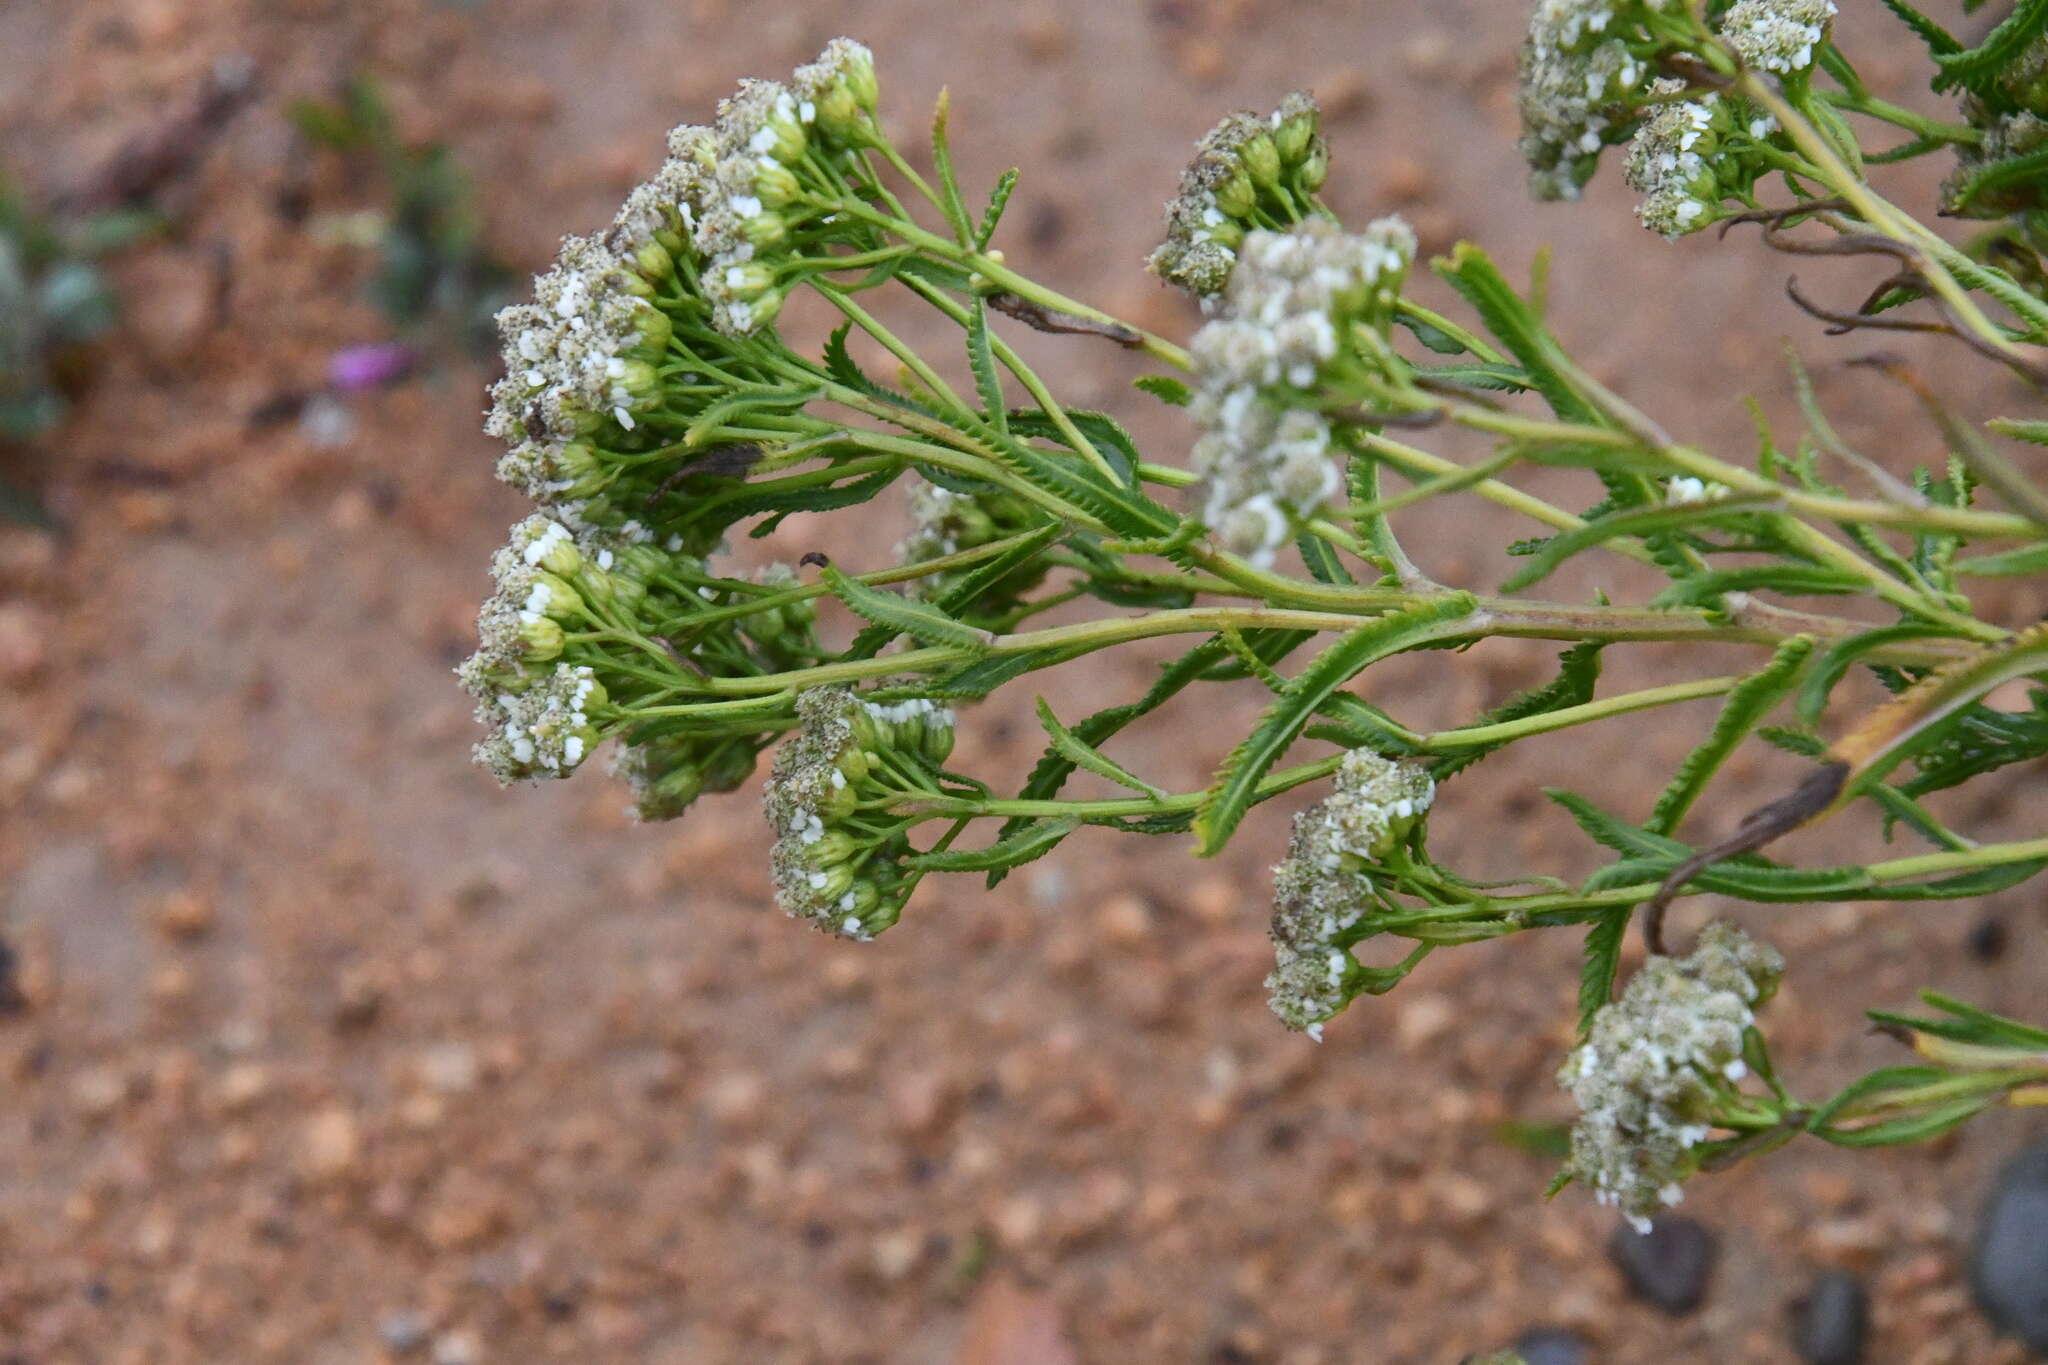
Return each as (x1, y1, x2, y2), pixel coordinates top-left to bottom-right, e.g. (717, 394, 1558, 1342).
(1036, 697, 1166, 800)
(817, 563, 995, 651)
(1194, 594, 1477, 855)
(1648, 636, 1815, 836)
(966, 297, 1008, 438)
(974, 168, 1018, 250)
(908, 817, 1079, 873)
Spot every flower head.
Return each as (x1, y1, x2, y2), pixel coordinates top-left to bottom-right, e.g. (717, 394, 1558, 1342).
(1560, 922, 1784, 1229)
(1264, 748, 1436, 1037)
(1623, 82, 1737, 238)
(1149, 93, 1327, 299)
(1185, 218, 1414, 564)
(1718, 0, 1835, 76)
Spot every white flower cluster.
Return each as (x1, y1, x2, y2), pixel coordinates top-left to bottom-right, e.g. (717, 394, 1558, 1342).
(1265, 749, 1436, 1039)
(764, 688, 953, 939)
(1719, 0, 1835, 75)
(1149, 93, 1325, 299)
(471, 663, 607, 785)
(1187, 218, 1415, 566)
(1663, 475, 1726, 505)
(483, 237, 675, 457)
(691, 38, 879, 335)
(1623, 80, 1736, 239)
(1560, 921, 1784, 1230)
(1518, 1, 1677, 201)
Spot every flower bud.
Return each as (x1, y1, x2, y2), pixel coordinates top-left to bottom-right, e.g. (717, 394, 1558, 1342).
(624, 304, 673, 361)
(1214, 170, 1257, 220)
(612, 357, 662, 406)
(515, 615, 566, 661)
(519, 519, 584, 577)
(629, 239, 676, 286)
(813, 82, 869, 146)
(742, 601, 789, 645)
(839, 45, 879, 112)
(740, 209, 790, 252)
(1273, 106, 1316, 164)
(808, 830, 860, 867)
(522, 571, 585, 623)
(806, 860, 858, 906)
(753, 157, 802, 207)
(1297, 137, 1330, 192)
(759, 96, 808, 164)
(836, 744, 871, 786)
(722, 261, 777, 298)
(1241, 131, 1283, 188)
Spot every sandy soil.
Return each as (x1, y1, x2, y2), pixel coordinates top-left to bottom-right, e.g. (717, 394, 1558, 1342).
(0, 1, 2042, 1361)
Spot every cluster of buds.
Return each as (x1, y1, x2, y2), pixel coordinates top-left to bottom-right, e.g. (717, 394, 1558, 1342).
(1265, 749, 1436, 1039)
(1516, 0, 1676, 201)
(896, 478, 1049, 615)
(1719, 0, 1835, 77)
(689, 38, 882, 335)
(1186, 218, 1415, 565)
(1148, 93, 1329, 300)
(1622, 81, 1749, 239)
(1943, 25, 2048, 220)
(457, 513, 818, 807)
(764, 687, 956, 940)
(1560, 922, 1784, 1229)
(1518, 0, 1823, 208)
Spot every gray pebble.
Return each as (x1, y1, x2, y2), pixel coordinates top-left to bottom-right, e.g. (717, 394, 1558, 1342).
(1607, 1215, 1716, 1316)
(1513, 1325, 1592, 1365)
(1791, 1270, 1867, 1365)
(1972, 1142, 2048, 1351)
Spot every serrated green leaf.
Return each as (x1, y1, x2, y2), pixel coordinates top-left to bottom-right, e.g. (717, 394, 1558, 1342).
(1036, 697, 1166, 799)
(1499, 495, 1777, 593)
(1649, 564, 1867, 608)
(1933, 0, 2048, 93)
(1878, 0, 1962, 54)
(1134, 373, 1193, 407)
(685, 386, 823, 448)
(823, 322, 937, 417)
(908, 817, 1079, 873)
(1578, 910, 1629, 1030)
(818, 564, 994, 650)
(1647, 637, 1814, 836)
(1797, 624, 1975, 724)
(1194, 595, 1477, 855)
(966, 298, 1008, 438)
(974, 168, 1019, 250)
(1435, 243, 1599, 426)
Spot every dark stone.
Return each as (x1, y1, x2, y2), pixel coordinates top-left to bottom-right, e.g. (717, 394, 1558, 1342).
(1790, 1270, 1867, 1365)
(1972, 1143, 2048, 1351)
(1513, 1325, 1592, 1365)
(1607, 1216, 1716, 1316)
(1965, 916, 2008, 963)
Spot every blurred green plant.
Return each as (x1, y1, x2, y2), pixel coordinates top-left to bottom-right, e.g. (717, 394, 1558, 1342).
(450, 9, 2048, 1227)
(0, 171, 153, 525)
(290, 77, 513, 354)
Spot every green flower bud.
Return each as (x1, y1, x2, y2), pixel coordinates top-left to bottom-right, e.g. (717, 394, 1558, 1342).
(515, 615, 565, 661)
(590, 567, 647, 611)
(1273, 107, 1316, 164)
(625, 305, 672, 361)
(836, 744, 871, 785)
(849, 706, 891, 754)
(1202, 215, 1246, 250)
(740, 209, 790, 252)
(808, 860, 858, 906)
(610, 543, 673, 584)
(808, 830, 860, 867)
(919, 717, 955, 765)
(613, 357, 662, 405)
(523, 571, 584, 623)
(1241, 132, 1283, 188)
(840, 46, 879, 112)
(743, 288, 786, 330)
(762, 100, 808, 164)
(753, 158, 802, 207)
(1214, 171, 1256, 220)
(519, 520, 584, 577)
(630, 239, 675, 286)
(1298, 137, 1330, 192)
(722, 261, 777, 298)
(814, 83, 869, 146)
(742, 601, 789, 645)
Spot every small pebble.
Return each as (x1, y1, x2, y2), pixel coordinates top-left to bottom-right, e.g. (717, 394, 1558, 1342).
(379, 1311, 431, 1353)
(1608, 1215, 1716, 1316)
(1964, 916, 2007, 962)
(1512, 1325, 1591, 1365)
(1791, 1270, 1868, 1365)
(1971, 1143, 2048, 1351)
